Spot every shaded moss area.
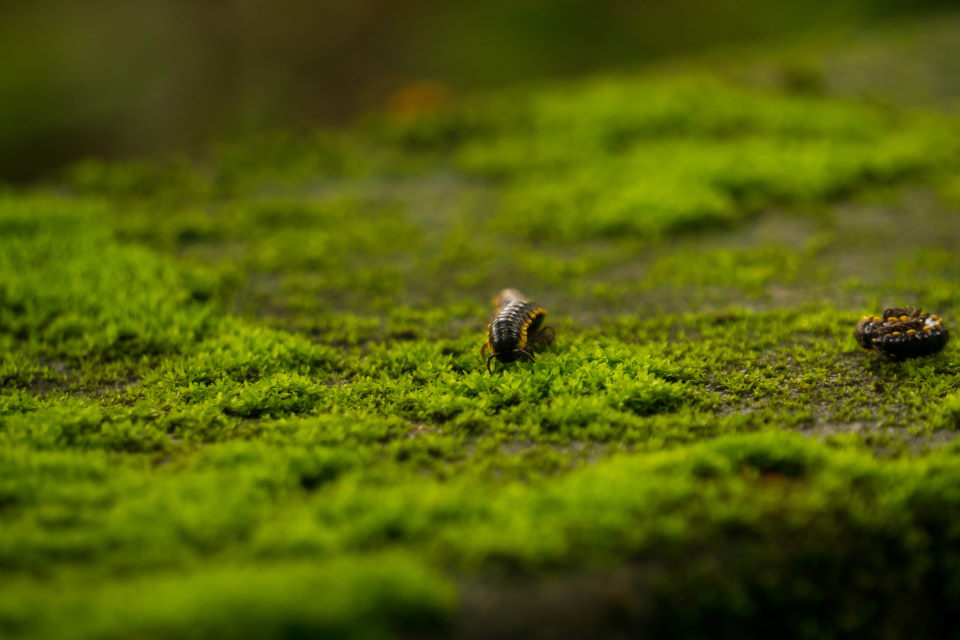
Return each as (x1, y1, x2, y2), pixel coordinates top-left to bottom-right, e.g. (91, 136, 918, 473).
(4, 14, 960, 639)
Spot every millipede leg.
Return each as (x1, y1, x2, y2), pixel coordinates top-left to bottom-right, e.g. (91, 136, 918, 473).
(532, 326, 556, 347)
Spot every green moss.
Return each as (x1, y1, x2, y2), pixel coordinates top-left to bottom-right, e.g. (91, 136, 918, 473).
(445, 79, 957, 240)
(5, 14, 960, 639)
(0, 555, 455, 640)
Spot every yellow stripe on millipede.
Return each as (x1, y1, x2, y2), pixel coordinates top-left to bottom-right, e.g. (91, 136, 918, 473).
(516, 308, 546, 350)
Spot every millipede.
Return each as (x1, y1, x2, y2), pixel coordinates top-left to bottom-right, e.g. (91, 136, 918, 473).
(481, 289, 555, 373)
(855, 307, 949, 360)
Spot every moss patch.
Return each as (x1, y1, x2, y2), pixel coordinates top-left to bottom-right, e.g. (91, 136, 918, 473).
(5, 13, 960, 639)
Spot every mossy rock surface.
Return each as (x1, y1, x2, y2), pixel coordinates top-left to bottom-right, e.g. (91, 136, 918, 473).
(4, 14, 960, 640)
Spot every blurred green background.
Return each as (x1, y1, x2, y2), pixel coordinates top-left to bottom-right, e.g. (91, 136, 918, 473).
(0, 0, 952, 182)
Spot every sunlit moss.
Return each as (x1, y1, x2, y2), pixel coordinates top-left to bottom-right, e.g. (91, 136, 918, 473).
(4, 19, 960, 638)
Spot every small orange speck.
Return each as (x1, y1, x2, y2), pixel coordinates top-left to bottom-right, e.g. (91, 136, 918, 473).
(387, 81, 452, 119)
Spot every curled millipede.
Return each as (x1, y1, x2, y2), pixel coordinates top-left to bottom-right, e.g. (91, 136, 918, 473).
(855, 307, 949, 360)
(480, 289, 555, 373)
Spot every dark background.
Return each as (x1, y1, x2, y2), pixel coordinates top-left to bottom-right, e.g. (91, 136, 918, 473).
(0, 0, 951, 182)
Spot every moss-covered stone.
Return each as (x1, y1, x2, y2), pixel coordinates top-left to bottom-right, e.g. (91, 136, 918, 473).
(4, 13, 960, 639)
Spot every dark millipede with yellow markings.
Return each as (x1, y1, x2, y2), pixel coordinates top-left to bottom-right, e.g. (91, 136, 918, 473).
(855, 307, 949, 360)
(481, 289, 555, 373)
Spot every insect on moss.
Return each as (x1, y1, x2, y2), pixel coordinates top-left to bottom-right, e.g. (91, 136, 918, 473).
(855, 307, 949, 360)
(481, 289, 555, 373)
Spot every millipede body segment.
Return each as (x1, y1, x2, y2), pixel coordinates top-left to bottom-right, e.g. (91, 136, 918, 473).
(481, 289, 554, 372)
(855, 307, 949, 360)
